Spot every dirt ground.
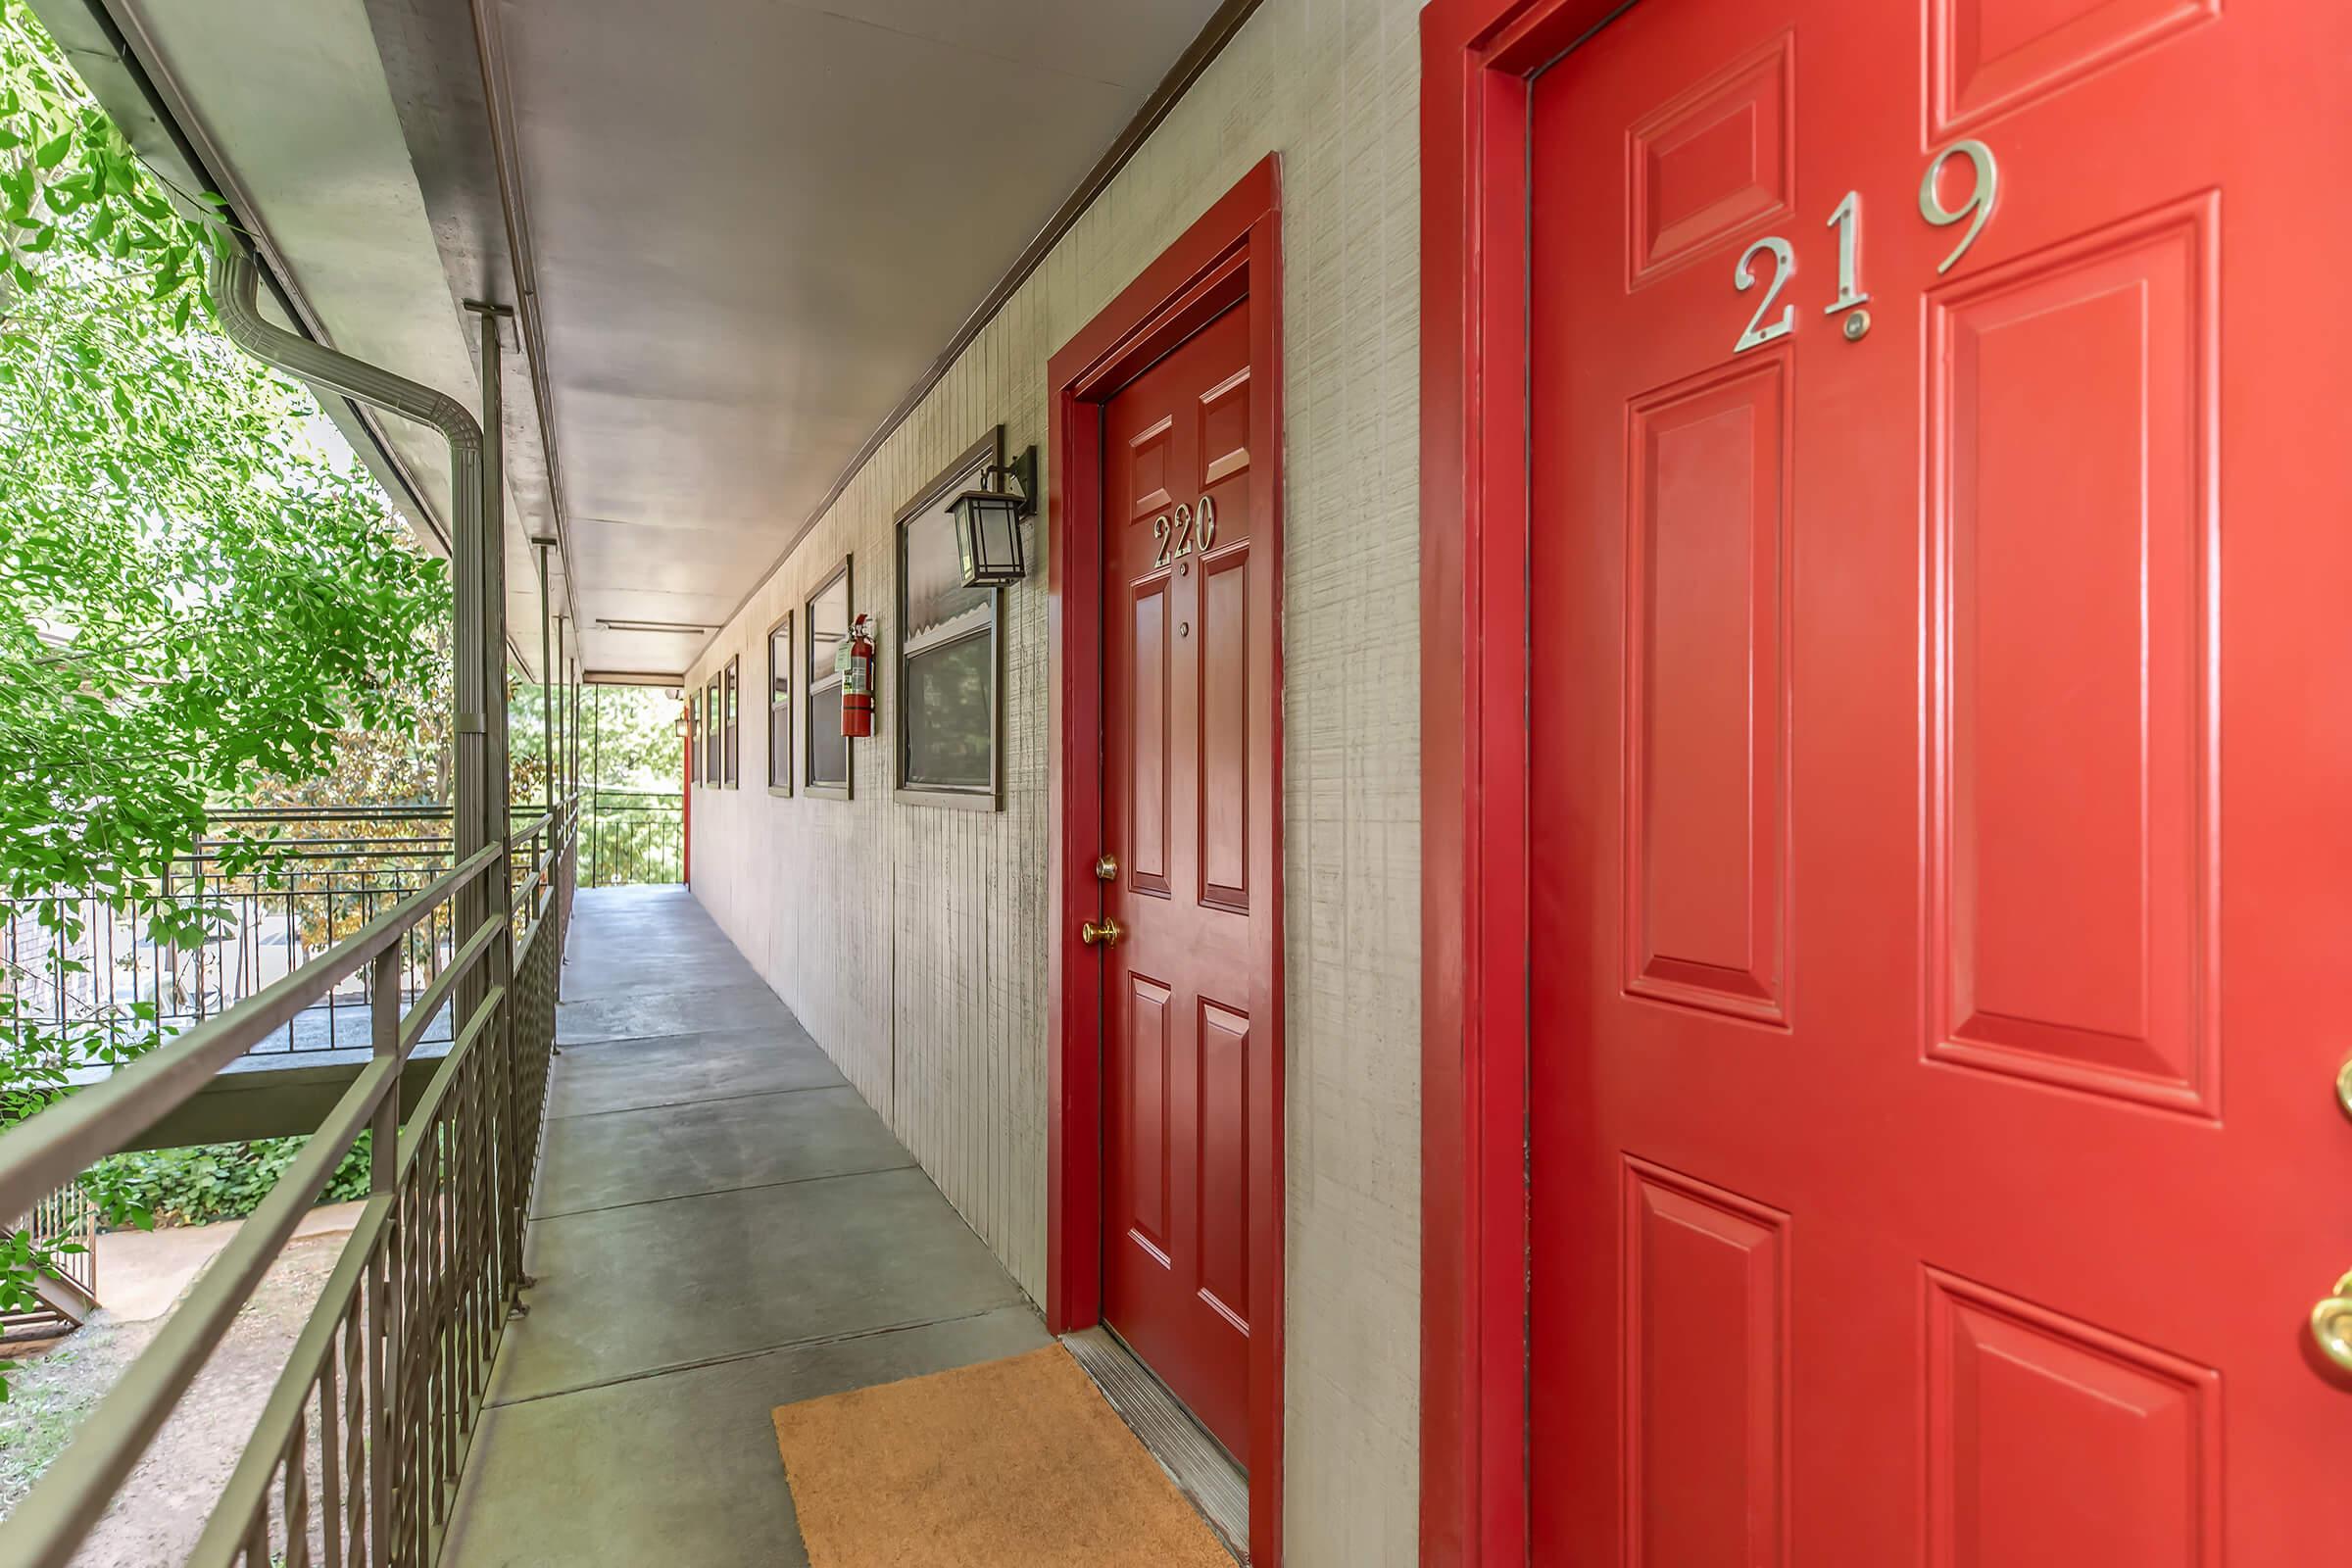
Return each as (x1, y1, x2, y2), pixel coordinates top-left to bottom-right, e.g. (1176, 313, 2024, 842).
(0, 1233, 345, 1567)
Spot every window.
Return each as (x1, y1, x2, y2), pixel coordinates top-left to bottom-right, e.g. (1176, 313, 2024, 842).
(723, 656, 740, 787)
(805, 559, 852, 797)
(765, 612, 793, 795)
(895, 430, 1004, 808)
(703, 678, 721, 784)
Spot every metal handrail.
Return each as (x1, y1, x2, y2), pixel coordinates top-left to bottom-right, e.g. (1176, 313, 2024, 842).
(0, 796, 580, 1568)
(4, 1054, 403, 1560)
(205, 806, 455, 822)
(0, 843, 501, 1226)
(505, 808, 556, 846)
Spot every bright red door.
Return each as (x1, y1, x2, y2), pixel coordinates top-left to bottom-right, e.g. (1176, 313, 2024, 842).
(1100, 303, 1258, 1458)
(1529, 0, 2352, 1561)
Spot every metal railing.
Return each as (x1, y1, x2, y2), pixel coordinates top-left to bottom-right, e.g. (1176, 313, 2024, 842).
(2, 1180, 98, 1335)
(2, 808, 458, 1063)
(0, 796, 577, 1568)
(0, 804, 614, 1064)
(580, 788, 683, 888)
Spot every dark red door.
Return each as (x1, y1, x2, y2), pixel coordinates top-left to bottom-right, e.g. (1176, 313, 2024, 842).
(1100, 303, 1258, 1458)
(1529, 0, 2351, 1561)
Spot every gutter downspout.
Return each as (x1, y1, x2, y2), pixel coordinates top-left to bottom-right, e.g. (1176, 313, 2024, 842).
(207, 248, 503, 1047)
(535, 541, 556, 813)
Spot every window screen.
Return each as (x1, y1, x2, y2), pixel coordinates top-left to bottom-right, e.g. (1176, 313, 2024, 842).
(704, 679, 721, 784)
(723, 657, 740, 787)
(805, 562, 851, 793)
(896, 436, 998, 800)
(766, 613, 792, 793)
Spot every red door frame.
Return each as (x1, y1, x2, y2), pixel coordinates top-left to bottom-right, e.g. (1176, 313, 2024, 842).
(1047, 155, 1286, 1568)
(1420, 2, 1636, 1562)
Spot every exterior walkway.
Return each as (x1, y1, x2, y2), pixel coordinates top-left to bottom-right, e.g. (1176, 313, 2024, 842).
(443, 885, 1050, 1566)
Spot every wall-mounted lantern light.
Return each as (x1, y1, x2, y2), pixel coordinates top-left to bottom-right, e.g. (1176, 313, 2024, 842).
(950, 444, 1037, 588)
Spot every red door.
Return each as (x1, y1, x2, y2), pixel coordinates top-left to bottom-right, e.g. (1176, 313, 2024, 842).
(1100, 302, 1258, 1458)
(1529, 0, 2352, 1561)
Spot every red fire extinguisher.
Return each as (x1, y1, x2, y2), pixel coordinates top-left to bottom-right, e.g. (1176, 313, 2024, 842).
(838, 612, 876, 739)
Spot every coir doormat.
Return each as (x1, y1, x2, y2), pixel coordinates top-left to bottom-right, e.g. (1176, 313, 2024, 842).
(770, 1344, 1233, 1567)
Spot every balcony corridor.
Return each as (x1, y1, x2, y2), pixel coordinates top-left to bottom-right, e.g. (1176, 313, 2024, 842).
(441, 886, 1052, 1566)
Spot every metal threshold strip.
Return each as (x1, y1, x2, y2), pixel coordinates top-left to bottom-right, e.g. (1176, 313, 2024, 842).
(1061, 1326, 1249, 1563)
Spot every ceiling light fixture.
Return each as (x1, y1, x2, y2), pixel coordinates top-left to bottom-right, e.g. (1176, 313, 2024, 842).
(596, 618, 718, 635)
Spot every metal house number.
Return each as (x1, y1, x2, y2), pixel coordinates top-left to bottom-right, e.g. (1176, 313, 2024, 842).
(1731, 139, 2000, 355)
(1733, 234, 1796, 352)
(1152, 496, 1217, 567)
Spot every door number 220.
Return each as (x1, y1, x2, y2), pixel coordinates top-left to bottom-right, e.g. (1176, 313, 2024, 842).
(1734, 138, 2000, 354)
(1152, 496, 1217, 567)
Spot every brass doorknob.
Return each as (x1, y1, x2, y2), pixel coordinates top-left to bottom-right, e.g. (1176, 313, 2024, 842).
(2335, 1054, 2352, 1122)
(2313, 1273, 2352, 1375)
(1079, 917, 1123, 948)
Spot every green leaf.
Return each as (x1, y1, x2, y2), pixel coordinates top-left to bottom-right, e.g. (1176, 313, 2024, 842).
(0, 0, 452, 1196)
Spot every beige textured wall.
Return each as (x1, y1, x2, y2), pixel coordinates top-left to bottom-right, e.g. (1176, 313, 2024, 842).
(683, 2, 1421, 1557)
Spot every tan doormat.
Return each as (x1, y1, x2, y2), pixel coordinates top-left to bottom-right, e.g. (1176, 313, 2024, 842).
(770, 1344, 1234, 1567)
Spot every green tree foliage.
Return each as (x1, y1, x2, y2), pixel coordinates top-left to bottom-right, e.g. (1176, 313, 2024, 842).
(84, 1133, 374, 1232)
(0, 0, 450, 1360)
(510, 681, 683, 884)
(508, 672, 556, 810)
(506, 680, 682, 794)
(234, 629, 454, 956)
(252, 627, 454, 813)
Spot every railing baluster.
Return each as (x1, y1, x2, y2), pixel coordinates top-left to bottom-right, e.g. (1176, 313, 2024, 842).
(285, 1405, 312, 1568)
(318, 1336, 342, 1568)
(344, 1293, 367, 1568)
(368, 944, 400, 1568)
(403, 1154, 423, 1566)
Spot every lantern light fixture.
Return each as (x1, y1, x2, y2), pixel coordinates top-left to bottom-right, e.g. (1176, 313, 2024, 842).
(950, 444, 1036, 587)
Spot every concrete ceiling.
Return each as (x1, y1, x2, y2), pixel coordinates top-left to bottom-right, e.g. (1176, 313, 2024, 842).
(71, 0, 1227, 679)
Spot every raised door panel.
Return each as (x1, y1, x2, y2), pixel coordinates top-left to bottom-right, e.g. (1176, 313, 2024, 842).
(1199, 549, 1250, 911)
(1127, 413, 1177, 519)
(1128, 579, 1172, 898)
(1929, 200, 2215, 1114)
(1623, 1160, 1788, 1568)
(1929, 0, 2218, 134)
(1624, 359, 1788, 1023)
(1200, 367, 1252, 486)
(1926, 1271, 2218, 1568)
(1122, 975, 1174, 1262)
(1627, 34, 1793, 284)
(1196, 999, 1250, 1331)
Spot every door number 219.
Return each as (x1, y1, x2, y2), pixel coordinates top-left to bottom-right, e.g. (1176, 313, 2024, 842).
(1734, 138, 2000, 354)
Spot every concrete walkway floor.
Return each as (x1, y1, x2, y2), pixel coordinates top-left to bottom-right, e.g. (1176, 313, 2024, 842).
(442, 885, 1050, 1567)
